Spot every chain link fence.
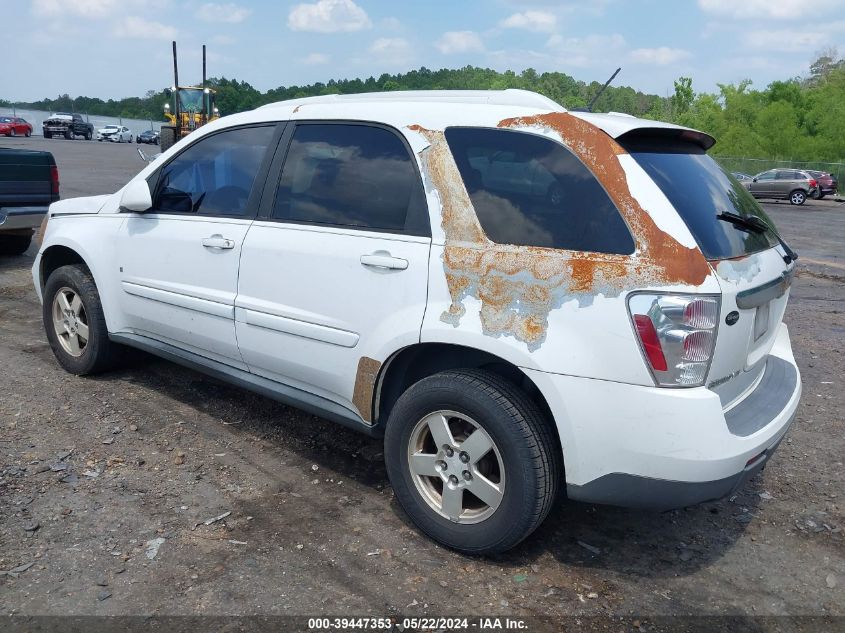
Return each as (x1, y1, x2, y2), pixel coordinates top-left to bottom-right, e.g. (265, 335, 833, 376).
(714, 156, 845, 185)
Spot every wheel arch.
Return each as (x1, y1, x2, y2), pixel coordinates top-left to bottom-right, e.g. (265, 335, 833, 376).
(374, 342, 563, 461)
(39, 244, 91, 290)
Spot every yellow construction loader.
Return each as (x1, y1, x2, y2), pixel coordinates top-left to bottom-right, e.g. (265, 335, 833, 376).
(160, 41, 220, 151)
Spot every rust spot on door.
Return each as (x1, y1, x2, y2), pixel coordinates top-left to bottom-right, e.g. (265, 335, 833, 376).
(408, 117, 710, 351)
(352, 357, 381, 423)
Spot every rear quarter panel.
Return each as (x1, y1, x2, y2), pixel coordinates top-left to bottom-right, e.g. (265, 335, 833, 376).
(404, 114, 721, 384)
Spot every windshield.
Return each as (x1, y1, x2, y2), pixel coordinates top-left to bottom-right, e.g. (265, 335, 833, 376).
(178, 89, 205, 112)
(629, 151, 778, 260)
(0, 117, 11, 123)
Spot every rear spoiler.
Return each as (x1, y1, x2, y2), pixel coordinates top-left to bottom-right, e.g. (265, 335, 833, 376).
(616, 127, 716, 153)
(571, 111, 716, 152)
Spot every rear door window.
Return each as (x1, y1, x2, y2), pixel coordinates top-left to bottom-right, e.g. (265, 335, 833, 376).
(444, 127, 634, 254)
(272, 123, 429, 235)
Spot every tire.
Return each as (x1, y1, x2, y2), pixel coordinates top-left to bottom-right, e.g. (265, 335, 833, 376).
(818, 193, 826, 200)
(159, 125, 177, 152)
(25, 129, 32, 137)
(790, 190, 807, 206)
(10, 129, 16, 137)
(128, 135, 133, 143)
(0, 233, 33, 256)
(384, 369, 560, 554)
(85, 131, 92, 140)
(65, 129, 73, 140)
(42, 264, 122, 375)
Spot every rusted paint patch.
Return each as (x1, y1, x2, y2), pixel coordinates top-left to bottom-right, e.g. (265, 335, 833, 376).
(410, 116, 710, 351)
(498, 113, 711, 288)
(34, 214, 49, 247)
(352, 356, 381, 423)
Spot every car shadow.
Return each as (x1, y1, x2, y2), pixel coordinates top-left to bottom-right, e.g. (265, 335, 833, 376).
(494, 484, 764, 578)
(90, 351, 763, 579)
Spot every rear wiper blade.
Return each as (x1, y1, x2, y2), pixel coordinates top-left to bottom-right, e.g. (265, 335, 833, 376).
(717, 211, 798, 264)
(716, 211, 765, 233)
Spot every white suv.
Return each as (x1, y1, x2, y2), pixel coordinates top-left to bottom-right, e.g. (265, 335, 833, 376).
(33, 90, 802, 554)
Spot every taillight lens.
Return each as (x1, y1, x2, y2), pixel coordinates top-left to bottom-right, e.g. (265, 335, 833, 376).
(628, 294, 720, 387)
(50, 165, 60, 196)
(809, 179, 818, 188)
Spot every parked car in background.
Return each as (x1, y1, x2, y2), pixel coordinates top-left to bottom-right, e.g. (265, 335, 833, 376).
(743, 168, 817, 205)
(97, 125, 132, 143)
(43, 113, 93, 140)
(732, 172, 752, 181)
(0, 117, 33, 137)
(32, 90, 801, 554)
(807, 170, 838, 199)
(136, 129, 160, 145)
(0, 146, 59, 255)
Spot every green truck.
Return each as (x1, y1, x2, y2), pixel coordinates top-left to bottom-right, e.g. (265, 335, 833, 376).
(0, 146, 59, 255)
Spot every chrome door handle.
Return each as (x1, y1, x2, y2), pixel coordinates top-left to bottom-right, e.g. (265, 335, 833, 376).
(360, 253, 408, 270)
(202, 235, 235, 250)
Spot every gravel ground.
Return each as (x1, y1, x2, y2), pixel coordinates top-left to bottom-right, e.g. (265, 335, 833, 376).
(1, 137, 843, 628)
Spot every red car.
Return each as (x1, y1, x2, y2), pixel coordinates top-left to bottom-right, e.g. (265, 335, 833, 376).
(808, 170, 838, 199)
(0, 116, 33, 137)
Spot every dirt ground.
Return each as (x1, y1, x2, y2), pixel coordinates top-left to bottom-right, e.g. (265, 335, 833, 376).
(1, 137, 843, 628)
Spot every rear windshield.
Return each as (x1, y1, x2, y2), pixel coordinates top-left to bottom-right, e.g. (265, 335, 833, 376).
(628, 148, 778, 260)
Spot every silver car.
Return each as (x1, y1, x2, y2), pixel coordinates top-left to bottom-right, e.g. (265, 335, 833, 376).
(744, 168, 817, 205)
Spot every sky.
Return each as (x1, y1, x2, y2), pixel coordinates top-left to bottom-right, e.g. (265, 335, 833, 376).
(3, 0, 844, 103)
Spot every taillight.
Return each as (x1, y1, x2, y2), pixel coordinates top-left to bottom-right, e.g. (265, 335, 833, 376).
(809, 179, 817, 188)
(633, 314, 667, 371)
(50, 165, 60, 196)
(628, 294, 720, 387)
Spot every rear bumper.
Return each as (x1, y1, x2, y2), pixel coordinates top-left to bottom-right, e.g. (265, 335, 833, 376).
(0, 207, 48, 231)
(565, 416, 792, 510)
(525, 322, 801, 510)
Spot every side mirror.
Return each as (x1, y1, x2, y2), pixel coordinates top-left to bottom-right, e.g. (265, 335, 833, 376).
(752, 178, 758, 182)
(120, 179, 153, 213)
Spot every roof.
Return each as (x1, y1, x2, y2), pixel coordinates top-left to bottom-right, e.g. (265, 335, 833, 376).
(205, 89, 715, 150)
(257, 89, 563, 111)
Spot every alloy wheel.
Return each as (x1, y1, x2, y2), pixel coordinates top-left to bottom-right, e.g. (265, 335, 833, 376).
(51, 287, 89, 357)
(407, 410, 505, 524)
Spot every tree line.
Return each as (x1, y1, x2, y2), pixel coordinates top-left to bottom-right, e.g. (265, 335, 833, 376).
(663, 50, 845, 163)
(0, 66, 662, 123)
(3, 52, 843, 163)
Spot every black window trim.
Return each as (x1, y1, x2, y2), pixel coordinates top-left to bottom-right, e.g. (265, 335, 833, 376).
(142, 122, 286, 221)
(444, 125, 636, 256)
(255, 119, 432, 239)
